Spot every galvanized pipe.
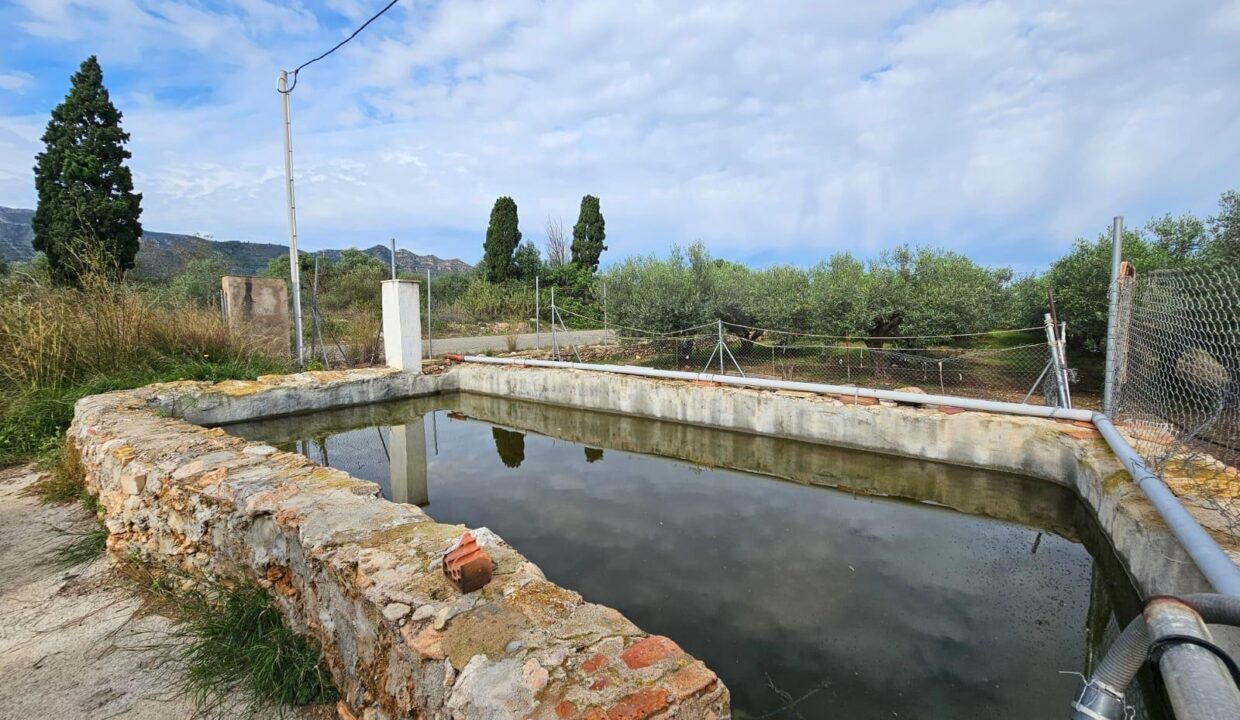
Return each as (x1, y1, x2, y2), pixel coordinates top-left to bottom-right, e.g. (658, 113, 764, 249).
(1103, 216, 1124, 416)
(453, 354, 1240, 596)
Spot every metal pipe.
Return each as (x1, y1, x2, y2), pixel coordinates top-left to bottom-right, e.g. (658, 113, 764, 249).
(1103, 216, 1124, 416)
(451, 354, 1240, 596)
(389, 238, 397, 280)
(535, 276, 540, 349)
(1092, 415, 1240, 596)
(426, 267, 433, 357)
(1044, 313, 1069, 408)
(1144, 597, 1240, 719)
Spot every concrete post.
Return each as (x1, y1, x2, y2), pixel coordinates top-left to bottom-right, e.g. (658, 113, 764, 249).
(388, 418, 428, 506)
(382, 279, 422, 372)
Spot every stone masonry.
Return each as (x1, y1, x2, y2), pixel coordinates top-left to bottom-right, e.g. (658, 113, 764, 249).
(70, 370, 728, 720)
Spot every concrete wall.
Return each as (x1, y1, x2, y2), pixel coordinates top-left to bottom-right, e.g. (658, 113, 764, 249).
(221, 275, 290, 356)
(447, 364, 1240, 601)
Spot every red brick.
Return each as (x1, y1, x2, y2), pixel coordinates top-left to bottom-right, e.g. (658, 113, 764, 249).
(590, 677, 610, 691)
(606, 688, 669, 720)
(620, 636, 682, 670)
(690, 380, 721, 387)
(937, 405, 966, 415)
(836, 394, 879, 406)
(582, 653, 607, 673)
(578, 710, 607, 720)
(556, 700, 576, 719)
(666, 662, 718, 700)
(1071, 420, 1095, 428)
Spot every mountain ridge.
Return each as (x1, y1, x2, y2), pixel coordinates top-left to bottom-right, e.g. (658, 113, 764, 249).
(0, 206, 473, 278)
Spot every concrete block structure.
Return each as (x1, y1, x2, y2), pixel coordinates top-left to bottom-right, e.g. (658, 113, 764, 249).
(221, 275, 290, 356)
(382, 279, 422, 372)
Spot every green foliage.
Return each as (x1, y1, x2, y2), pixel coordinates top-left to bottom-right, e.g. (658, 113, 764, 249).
(482, 197, 522, 282)
(571, 195, 607, 272)
(168, 257, 229, 306)
(168, 578, 337, 717)
(1206, 190, 1240, 264)
(513, 240, 542, 281)
(1041, 229, 1175, 350)
(32, 56, 143, 285)
(1147, 213, 1208, 261)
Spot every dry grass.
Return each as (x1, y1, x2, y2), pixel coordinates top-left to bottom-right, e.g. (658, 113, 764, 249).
(0, 273, 288, 464)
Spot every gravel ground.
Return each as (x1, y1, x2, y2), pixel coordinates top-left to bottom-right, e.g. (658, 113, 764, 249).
(0, 465, 330, 720)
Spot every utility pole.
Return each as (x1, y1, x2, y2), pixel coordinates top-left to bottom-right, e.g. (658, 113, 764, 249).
(278, 70, 305, 366)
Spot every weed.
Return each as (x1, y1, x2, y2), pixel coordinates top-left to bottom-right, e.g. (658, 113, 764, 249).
(169, 578, 337, 717)
(52, 528, 108, 568)
(29, 437, 90, 504)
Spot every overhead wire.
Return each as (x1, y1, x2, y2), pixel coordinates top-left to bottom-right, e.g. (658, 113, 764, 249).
(279, 0, 402, 93)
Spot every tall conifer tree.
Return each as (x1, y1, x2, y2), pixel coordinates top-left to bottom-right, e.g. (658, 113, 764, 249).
(482, 196, 521, 282)
(571, 195, 606, 272)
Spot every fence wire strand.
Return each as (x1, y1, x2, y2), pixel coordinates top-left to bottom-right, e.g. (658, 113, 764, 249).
(1113, 265, 1240, 533)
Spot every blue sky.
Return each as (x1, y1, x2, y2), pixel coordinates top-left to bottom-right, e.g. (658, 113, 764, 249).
(1, 0, 1238, 271)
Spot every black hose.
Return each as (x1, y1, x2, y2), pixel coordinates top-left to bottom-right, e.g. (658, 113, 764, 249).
(1091, 594, 1240, 693)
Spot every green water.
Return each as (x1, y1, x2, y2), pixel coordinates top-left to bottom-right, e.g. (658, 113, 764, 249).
(226, 393, 1157, 720)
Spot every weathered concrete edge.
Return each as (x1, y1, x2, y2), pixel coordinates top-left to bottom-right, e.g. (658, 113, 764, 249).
(70, 368, 728, 720)
(449, 363, 1239, 601)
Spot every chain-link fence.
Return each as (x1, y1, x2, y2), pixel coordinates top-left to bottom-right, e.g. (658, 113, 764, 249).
(1112, 265, 1240, 533)
(542, 305, 1073, 405)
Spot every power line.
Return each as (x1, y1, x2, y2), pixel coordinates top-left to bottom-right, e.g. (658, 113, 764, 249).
(279, 0, 401, 93)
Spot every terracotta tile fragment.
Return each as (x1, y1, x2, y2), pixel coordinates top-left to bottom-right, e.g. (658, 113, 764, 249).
(666, 661, 718, 700)
(582, 653, 607, 673)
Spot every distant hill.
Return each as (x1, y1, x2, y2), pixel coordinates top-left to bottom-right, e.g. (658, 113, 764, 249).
(0, 206, 473, 278)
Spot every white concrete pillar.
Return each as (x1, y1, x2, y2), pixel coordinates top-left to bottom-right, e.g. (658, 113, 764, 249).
(381, 279, 422, 372)
(389, 418, 428, 506)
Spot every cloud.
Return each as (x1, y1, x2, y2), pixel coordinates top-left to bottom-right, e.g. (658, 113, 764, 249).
(0, 0, 1237, 270)
(0, 72, 34, 92)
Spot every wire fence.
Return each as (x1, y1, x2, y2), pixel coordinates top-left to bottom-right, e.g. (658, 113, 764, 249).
(1112, 265, 1240, 533)
(543, 305, 1072, 406)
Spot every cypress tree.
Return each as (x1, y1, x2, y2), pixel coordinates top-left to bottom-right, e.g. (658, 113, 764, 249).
(33, 56, 143, 284)
(482, 196, 521, 282)
(571, 194, 606, 272)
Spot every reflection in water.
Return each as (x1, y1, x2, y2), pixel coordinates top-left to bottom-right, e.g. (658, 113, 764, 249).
(492, 427, 526, 469)
(225, 393, 1158, 720)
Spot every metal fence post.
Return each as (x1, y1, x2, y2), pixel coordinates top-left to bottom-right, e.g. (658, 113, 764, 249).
(426, 267, 433, 357)
(602, 280, 608, 340)
(1103, 216, 1124, 416)
(717, 319, 725, 374)
(535, 276, 540, 349)
(1044, 313, 1069, 408)
(550, 285, 558, 360)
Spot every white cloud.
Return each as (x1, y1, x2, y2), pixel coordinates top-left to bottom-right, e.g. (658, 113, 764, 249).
(0, 0, 1238, 268)
(0, 72, 34, 92)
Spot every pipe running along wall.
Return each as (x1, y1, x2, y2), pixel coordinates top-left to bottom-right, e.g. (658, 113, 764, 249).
(450, 354, 1240, 597)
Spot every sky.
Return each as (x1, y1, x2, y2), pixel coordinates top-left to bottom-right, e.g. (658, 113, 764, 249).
(1, 1, 1238, 272)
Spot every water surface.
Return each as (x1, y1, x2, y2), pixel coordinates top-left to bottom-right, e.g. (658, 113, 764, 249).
(227, 393, 1147, 720)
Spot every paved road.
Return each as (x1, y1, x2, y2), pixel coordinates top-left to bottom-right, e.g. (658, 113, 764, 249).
(425, 328, 613, 356)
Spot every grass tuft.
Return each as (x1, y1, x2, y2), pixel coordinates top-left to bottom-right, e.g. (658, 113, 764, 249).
(30, 437, 93, 506)
(170, 579, 337, 717)
(52, 528, 108, 568)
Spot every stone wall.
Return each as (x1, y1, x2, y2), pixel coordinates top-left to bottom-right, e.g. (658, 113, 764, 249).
(69, 364, 1240, 718)
(70, 369, 727, 720)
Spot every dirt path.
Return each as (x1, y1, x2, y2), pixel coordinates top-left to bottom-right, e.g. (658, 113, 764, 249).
(0, 466, 326, 720)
